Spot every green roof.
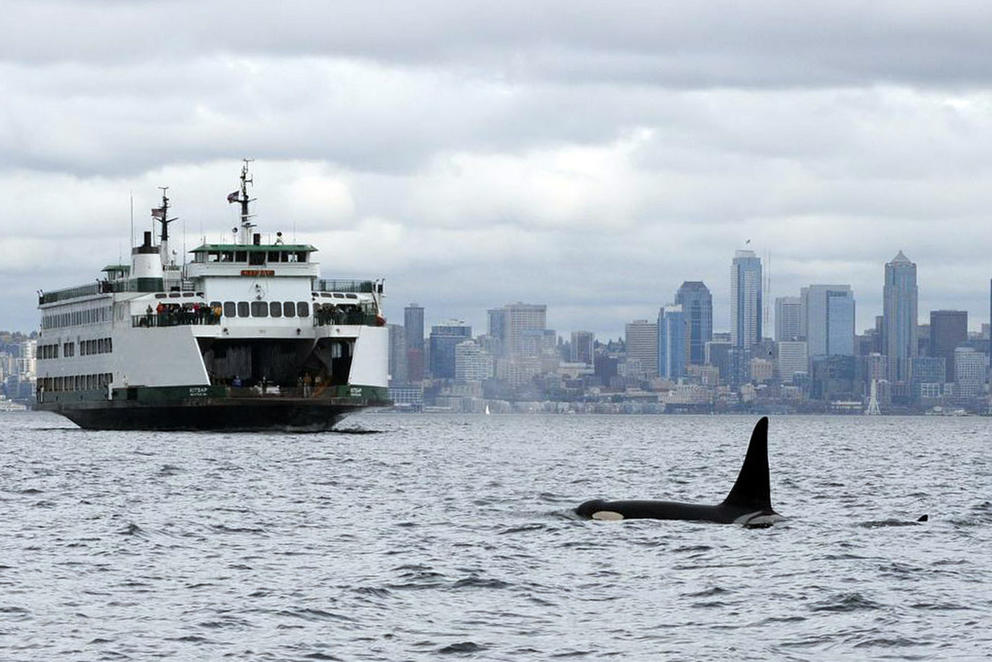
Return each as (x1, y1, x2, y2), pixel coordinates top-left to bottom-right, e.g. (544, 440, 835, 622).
(190, 243, 317, 253)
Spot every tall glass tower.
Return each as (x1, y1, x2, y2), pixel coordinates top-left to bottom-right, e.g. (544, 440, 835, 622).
(883, 251, 918, 382)
(731, 250, 762, 348)
(675, 281, 712, 365)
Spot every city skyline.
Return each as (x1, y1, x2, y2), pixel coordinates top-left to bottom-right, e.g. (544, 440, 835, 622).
(4, 4, 992, 339)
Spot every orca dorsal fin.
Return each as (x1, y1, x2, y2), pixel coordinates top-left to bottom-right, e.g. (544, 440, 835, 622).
(721, 417, 772, 511)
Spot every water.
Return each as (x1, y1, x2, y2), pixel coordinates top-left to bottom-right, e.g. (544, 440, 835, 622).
(1, 412, 990, 660)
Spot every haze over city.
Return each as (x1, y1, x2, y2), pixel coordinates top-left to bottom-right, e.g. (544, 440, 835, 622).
(3, 1, 992, 339)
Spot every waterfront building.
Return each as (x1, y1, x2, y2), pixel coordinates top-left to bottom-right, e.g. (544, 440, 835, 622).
(775, 296, 802, 342)
(675, 282, 713, 365)
(930, 310, 968, 382)
(882, 251, 918, 383)
(625, 320, 659, 379)
(810, 355, 858, 401)
(777, 341, 809, 381)
(803, 285, 855, 357)
(570, 331, 595, 365)
(657, 305, 687, 380)
(731, 250, 762, 348)
(428, 321, 472, 379)
(954, 347, 986, 398)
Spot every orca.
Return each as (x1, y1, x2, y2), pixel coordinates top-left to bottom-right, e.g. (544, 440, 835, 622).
(576, 417, 784, 527)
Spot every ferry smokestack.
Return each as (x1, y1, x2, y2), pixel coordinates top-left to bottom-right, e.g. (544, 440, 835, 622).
(143, 231, 152, 248)
(253, 233, 261, 246)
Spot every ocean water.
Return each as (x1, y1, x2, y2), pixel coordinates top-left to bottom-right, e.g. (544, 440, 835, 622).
(1, 411, 990, 661)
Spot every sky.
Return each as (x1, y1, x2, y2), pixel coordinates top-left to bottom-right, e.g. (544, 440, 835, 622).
(2, 1, 992, 339)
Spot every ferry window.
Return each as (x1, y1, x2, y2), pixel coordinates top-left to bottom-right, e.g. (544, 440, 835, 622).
(207, 251, 220, 262)
(287, 253, 298, 262)
(269, 302, 282, 317)
(108, 339, 112, 352)
(155, 293, 167, 299)
(235, 251, 248, 262)
(222, 302, 235, 317)
(249, 251, 265, 265)
(221, 251, 235, 262)
(251, 301, 268, 317)
(237, 301, 249, 317)
(283, 302, 295, 317)
(297, 302, 309, 317)
(268, 252, 280, 262)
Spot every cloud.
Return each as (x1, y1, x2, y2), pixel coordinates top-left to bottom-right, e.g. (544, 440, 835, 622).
(2, 2, 992, 339)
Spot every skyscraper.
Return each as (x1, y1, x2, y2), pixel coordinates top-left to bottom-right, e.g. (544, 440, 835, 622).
(625, 319, 659, 379)
(570, 330, 595, 365)
(882, 251, 918, 382)
(731, 250, 762, 348)
(387, 323, 407, 385)
(675, 281, 712, 365)
(428, 321, 472, 379)
(502, 303, 547, 358)
(404, 303, 425, 382)
(930, 310, 967, 382)
(803, 285, 855, 357)
(657, 305, 687, 380)
(775, 296, 802, 341)
(404, 303, 424, 351)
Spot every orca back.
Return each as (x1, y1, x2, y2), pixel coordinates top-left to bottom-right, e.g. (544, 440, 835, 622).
(721, 416, 772, 512)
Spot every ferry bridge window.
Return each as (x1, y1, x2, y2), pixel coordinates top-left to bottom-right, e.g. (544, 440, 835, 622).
(297, 302, 309, 317)
(283, 302, 295, 317)
(237, 301, 250, 317)
(249, 251, 265, 266)
(268, 252, 280, 262)
(224, 301, 236, 317)
(235, 251, 248, 262)
(269, 302, 282, 318)
(251, 301, 268, 317)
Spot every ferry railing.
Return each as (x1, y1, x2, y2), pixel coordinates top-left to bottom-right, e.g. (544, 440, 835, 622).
(312, 306, 379, 327)
(132, 311, 222, 328)
(313, 279, 378, 293)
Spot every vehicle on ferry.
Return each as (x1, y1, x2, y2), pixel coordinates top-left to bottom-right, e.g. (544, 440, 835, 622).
(36, 161, 390, 430)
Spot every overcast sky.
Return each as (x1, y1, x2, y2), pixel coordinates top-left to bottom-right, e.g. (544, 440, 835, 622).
(3, 1, 992, 338)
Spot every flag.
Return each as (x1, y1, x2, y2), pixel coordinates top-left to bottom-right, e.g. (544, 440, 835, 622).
(151, 207, 165, 219)
(227, 191, 240, 203)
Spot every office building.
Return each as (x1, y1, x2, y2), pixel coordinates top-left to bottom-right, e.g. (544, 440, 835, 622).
(731, 250, 762, 348)
(883, 251, 918, 382)
(428, 321, 472, 379)
(954, 347, 986, 398)
(502, 303, 547, 358)
(775, 296, 802, 342)
(803, 285, 855, 357)
(657, 305, 687, 380)
(625, 319, 659, 379)
(777, 341, 808, 381)
(455, 341, 493, 383)
(404, 303, 425, 382)
(570, 331, 595, 365)
(387, 323, 407, 385)
(930, 310, 967, 382)
(675, 281, 713, 365)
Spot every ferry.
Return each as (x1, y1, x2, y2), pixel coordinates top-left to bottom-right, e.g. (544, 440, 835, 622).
(35, 161, 390, 430)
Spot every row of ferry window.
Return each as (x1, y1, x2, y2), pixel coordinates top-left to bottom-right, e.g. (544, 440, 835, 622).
(39, 338, 113, 360)
(222, 301, 310, 319)
(42, 306, 112, 330)
(39, 373, 112, 392)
